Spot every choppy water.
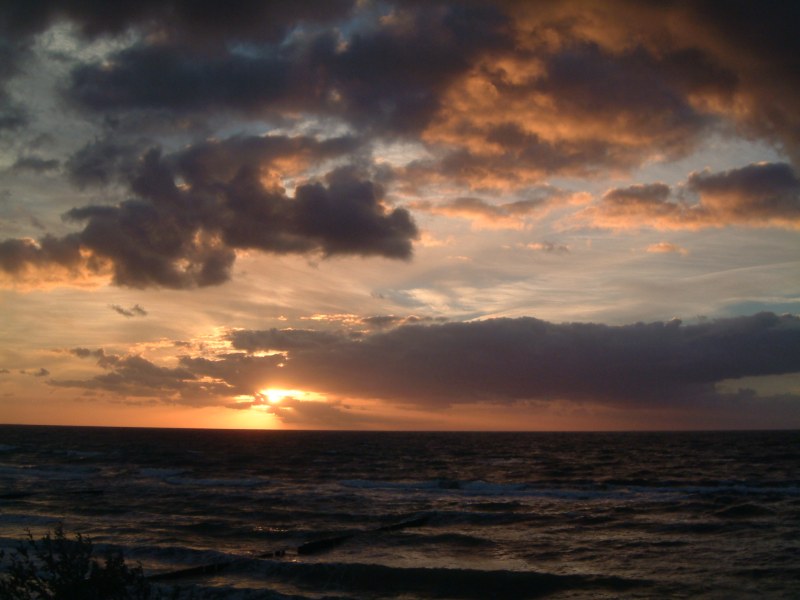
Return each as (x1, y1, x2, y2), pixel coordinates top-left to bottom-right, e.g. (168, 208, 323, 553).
(1, 426, 799, 598)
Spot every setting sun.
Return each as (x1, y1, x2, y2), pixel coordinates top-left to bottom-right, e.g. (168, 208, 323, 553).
(258, 388, 322, 405)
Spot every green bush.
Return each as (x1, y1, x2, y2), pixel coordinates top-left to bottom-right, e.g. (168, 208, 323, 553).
(0, 525, 156, 600)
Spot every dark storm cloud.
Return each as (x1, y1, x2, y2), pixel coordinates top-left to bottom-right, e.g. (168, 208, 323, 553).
(68, 43, 293, 114)
(177, 353, 283, 397)
(280, 312, 800, 407)
(0, 0, 356, 143)
(11, 156, 59, 173)
(229, 317, 450, 349)
(585, 163, 800, 230)
(0, 234, 83, 274)
(266, 398, 375, 428)
(54, 351, 231, 404)
(110, 304, 147, 318)
(0, 0, 355, 42)
(681, 0, 800, 162)
(1, 136, 417, 288)
(5, 0, 800, 164)
(2, 0, 800, 292)
(56, 313, 800, 417)
(64, 3, 509, 137)
(0, 33, 31, 130)
(687, 162, 800, 223)
(66, 138, 145, 188)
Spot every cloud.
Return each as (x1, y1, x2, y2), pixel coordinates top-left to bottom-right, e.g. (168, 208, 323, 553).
(0, 1, 356, 43)
(687, 163, 800, 227)
(5, 1, 800, 178)
(176, 353, 283, 398)
(110, 303, 147, 317)
(18, 367, 50, 377)
(277, 312, 800, 409)
(54, 313, 800, 426)
(646, 242, 688, 256)
(413, 197, 548, 229)
(52, 0, 800, 191)
(0, 138, 418, 288)
(265, 397, 373, 428)
(582, 163, 800, 230)
(69, 347, 105, 359)
(411, 188, 587, 228)
(418, 39, 714, 187)
(66, 138, 145, 188)
(54, 351, 222, 404)
(63, 3, 509, 137)
(360, 315, 447, 330)
(228, 328, 342, 352)
(0, 235, 84, 274)
(11, 156, 60, 173)
(524, 242, 569, 254)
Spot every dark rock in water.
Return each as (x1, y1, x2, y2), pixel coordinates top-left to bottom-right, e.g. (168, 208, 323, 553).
(298, 515, 429, 555)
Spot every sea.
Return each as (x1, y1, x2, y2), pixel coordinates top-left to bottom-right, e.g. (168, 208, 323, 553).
(0, 426, 798, 599)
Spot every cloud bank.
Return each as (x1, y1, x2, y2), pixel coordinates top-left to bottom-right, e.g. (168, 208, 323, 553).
(55, 313, 800, 426)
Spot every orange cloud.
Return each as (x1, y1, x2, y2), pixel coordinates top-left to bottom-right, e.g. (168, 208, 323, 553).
(411, 189, 588, 229)
(395, 0, 800, 190)
(579, 163, 800, 231)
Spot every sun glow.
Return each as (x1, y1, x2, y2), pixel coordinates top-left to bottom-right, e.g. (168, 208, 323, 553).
(260, 388, 305, 405)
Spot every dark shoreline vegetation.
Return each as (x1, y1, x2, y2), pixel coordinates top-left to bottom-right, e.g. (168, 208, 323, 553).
(0, 526, 187, 599)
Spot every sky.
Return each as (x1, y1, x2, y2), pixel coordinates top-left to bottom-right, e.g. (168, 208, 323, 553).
(1, 0, 799, 431)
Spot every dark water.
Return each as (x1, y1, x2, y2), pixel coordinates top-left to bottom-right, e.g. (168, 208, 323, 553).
(1, 426, 799, 598)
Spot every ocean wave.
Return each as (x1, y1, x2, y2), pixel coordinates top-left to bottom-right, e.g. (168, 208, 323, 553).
(63, 450, 104, 459)
(0, 463, 98, 480)
(0, 513, 62, 526)
(164, 476, 265, 488)
(339, 478, 532, 495)
(139, 467, 188, 478)
(338, 478, 649, 501)
(245, 559, 650, 598)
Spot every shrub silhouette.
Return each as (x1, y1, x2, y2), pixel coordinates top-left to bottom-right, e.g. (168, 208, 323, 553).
(0, 525, 155, 599)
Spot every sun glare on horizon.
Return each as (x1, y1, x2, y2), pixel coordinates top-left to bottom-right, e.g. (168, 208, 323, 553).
(259, 388, 308, 405)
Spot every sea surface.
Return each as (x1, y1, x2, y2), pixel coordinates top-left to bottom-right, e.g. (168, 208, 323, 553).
(0, 426, 798, 599)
